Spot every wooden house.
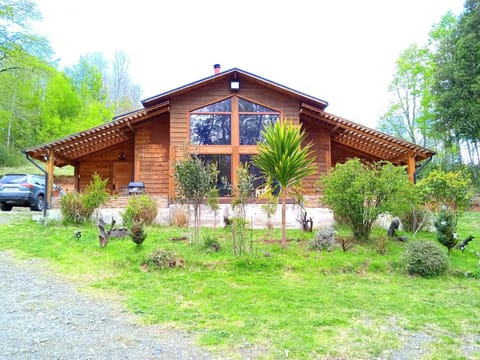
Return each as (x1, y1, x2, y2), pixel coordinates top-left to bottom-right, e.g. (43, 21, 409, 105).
(25, 66, 435, 208)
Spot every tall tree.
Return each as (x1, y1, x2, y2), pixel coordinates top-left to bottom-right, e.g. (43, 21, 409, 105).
(66, 53, 107, 104)
(0, 0, 54, 157)
(432, 2, 480, 164)
(107, 51, 141, 116)
(0, 0, 51, 73)
(65, 53, 113, 128)
(38, 70, 82, 142)
(378, 44, 435, 148)
(253, 120, 315, 249)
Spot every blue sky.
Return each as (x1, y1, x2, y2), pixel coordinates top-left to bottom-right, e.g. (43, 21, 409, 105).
(33, 0, 465, 128)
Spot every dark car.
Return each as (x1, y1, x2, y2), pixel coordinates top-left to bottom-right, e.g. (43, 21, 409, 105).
(0, 174, 47, 211)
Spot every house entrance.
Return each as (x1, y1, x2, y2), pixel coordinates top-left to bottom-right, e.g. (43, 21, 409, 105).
(112, 161, 133, 194)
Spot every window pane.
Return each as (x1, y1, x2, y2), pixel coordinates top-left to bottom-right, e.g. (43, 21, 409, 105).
(238, 98, 275, 113)
(239, 114, 279, 145)
(191, 114, 231, 145)
(198, 154, 232, 196)
(240, 155, 265, 189)
(192, 98, 231, 113)
(240, 155, 280, 196)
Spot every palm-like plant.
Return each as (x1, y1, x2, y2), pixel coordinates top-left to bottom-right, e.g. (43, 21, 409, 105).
(253, 120, 316, 249)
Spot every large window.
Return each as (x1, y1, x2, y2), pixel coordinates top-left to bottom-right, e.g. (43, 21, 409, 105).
(190, 98, 231, 145)
(239, 99, 279, 145)
(189, 96, 280, 196)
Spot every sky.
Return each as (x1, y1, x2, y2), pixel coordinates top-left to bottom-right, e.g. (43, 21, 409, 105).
(32, 0, 466, 128)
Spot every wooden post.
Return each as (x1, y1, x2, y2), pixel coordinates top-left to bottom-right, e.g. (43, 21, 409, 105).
(169, 145, 176, 202)
(46, 148, 55, 208)
(73, 163, 80, 192)
(407, 153, 416, 184)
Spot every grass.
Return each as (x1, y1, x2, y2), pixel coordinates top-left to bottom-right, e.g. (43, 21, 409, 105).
(0, 215, 479, 359)
(0, 161, 74, 177)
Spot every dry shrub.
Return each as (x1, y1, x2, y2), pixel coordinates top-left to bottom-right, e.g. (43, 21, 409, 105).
(144, 249, 184, 270)
(171, 208, 188, 227)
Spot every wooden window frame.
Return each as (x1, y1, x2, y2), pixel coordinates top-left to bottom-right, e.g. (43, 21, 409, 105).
(189, 95, 282, 192)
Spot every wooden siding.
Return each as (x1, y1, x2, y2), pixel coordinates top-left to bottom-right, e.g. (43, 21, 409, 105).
(301, 119, 331, 195)
(78, 140, 134, 192)
(134, 113, 170, 196)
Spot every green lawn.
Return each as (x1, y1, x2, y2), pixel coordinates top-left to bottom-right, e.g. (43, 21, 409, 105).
(0, 214, 479, 359)
(0, 162, 74, 177)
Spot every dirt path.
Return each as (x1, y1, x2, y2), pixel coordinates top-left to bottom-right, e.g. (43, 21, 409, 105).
(0, 250, 214, 359)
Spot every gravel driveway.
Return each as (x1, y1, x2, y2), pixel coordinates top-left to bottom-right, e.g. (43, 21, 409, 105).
(0, 250, 213, 360)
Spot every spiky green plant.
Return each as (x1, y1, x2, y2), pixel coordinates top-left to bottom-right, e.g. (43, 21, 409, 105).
(253, 120, 315, 249)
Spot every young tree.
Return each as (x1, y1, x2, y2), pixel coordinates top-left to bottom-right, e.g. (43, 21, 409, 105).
(173, 154, 213, 244)
(231, 163, 255, 255)
(253, 120, 315, 249)
(320, 159, 412, 241)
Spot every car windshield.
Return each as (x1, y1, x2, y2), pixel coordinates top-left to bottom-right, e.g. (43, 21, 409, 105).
(0, 175, 28, 184)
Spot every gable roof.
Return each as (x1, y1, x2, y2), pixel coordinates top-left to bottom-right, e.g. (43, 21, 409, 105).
(24, 67, 434, 167)
(142, 67, 329, 109)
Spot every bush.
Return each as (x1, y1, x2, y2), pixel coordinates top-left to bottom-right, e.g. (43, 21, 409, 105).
(171, 208, 188, 227)
(309, 228, 336, 251)
(402, 240, 449, 277)
(400, 205, 430, 233)
(434, 209, 457, 253)
(203, 234, 220, 252)
(320, 159, 412, 241)
(144, 249, 182, 270)
(129, 221, 147, 245)
(83, 173, 109, 218)
(60, 192, 95, 224)
(122, 194, 158, 227)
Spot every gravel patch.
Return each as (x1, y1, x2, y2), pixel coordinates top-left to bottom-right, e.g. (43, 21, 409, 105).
(0, 250, 214, 360)
(0, 209, 32, 225)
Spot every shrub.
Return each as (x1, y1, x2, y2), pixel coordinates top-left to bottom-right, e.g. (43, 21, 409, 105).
(400, 205, 431, 233)
(402, 240, 449, 277)
(60, 192, 94, 224)
(129, 221, 147, 245)
(417, 168, 472, 216)
(171, 208, 188, 227)
(309, 228, 336, 251)
(122, 194, 158, 227)
(203, 234, 220, 252)
(434, 209, 458, 253)
(83, 173, 109, 219)
(320, 159, 412, 241)
(144, 249, 182, 270)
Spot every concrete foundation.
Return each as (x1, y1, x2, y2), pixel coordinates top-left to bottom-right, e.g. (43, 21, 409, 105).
(42, 204, 335, 230)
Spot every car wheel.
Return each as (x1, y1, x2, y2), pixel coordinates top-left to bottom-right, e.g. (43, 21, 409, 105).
(31, 195, 45, 211)
(0, 202, 13, 211)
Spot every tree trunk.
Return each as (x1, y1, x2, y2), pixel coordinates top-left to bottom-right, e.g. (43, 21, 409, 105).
(281, 189, 287, 249)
